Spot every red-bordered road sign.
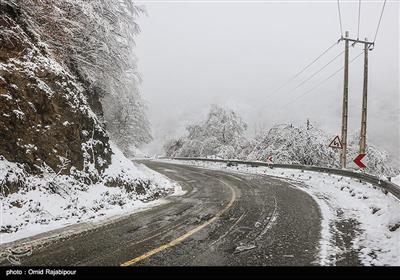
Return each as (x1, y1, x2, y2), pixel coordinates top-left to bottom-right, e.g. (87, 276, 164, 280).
(267, 156, 273, 163)
(353, 153, 366, 169)
(329, 136, 343, 149)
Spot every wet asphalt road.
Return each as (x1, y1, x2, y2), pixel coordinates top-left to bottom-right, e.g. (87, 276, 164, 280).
(2, 161, 323, 266)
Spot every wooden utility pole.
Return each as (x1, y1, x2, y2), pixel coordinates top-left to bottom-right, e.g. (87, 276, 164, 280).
(359, 38, 369, 154)
(338, 33, 374, 168)
(341, 31, 350, 169)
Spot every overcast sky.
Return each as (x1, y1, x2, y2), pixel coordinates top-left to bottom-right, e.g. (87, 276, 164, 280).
(135, 0, 399, 162)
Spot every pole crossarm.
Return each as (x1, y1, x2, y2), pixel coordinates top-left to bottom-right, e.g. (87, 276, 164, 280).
(338, 37, 374, 47)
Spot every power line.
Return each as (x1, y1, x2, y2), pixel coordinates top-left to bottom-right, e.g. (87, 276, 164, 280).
(276, 51, 364, 112)
(337, 0, 344, 36)
(264, 40, 340, 100)
(269, 49, 345, 106)
(357, 0, 361, 39)
(373, 0, 387, 42)
(285, 50, 344, 94)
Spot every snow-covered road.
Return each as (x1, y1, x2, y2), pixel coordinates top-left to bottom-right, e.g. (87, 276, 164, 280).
(1, 160, 398, 266)
(1, 161, 324, 266)
(160, 159, 400, 266)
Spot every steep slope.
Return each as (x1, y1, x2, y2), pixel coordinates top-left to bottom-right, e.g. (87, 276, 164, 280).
(0, 1, 111, 194)
(0, 1, 179, 242)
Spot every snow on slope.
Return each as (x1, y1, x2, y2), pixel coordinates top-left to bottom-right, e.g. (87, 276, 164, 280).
(0, 144, 183, 244)
(0, 2, 184, 247)
(392, 175, 400, 186)
(162, 159, 400, 266)
(128, 146, 148, 159)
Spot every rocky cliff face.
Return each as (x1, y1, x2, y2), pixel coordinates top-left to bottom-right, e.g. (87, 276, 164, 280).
(0, 2, 111, 195)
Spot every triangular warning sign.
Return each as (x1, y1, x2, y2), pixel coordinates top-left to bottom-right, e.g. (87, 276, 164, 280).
(329, 135, 343, 149)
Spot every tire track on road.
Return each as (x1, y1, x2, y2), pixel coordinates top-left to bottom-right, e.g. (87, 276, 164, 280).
(120, 170, 237, 266)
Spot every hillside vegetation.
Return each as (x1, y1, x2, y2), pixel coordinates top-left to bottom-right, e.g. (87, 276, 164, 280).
(0, 1, 177, 239)
(164, 106, 398, 177)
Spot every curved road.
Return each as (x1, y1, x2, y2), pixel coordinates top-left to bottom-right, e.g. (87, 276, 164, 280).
(2, 161, 323, 266)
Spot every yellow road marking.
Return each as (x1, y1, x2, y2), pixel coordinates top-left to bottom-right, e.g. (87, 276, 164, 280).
(120, 175, 237, 266)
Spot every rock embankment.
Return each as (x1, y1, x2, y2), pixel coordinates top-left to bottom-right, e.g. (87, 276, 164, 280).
(0, 2, 111, 195)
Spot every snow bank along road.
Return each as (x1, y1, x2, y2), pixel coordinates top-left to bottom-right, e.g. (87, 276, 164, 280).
(1, 160, 364, 266)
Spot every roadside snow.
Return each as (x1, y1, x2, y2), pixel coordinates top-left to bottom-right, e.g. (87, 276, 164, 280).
(0, 146, 183, 245)
(161, 159, 400, 266)
(392, 175, 400, 186)
(128, 146, 148, 158)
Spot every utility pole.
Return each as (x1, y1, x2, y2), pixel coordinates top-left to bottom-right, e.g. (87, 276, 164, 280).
(340, 31, 350, 169)
(338, 33, 374, 168)
(359, 38, 369, 155)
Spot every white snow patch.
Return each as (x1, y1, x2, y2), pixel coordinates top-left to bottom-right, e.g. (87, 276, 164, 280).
(128, 146, 148, 159)
(392, 175, 400, 186)
(0, 146, 183, 245)
(0, 94, 12, 100)
(12, 110, 25, 120)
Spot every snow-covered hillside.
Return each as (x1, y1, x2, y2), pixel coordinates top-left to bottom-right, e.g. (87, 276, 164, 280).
(0, 0, 181, 244)
(1, 0, 112, 192)
(1, 144, 181, 244)
(392, 175, 400, 186)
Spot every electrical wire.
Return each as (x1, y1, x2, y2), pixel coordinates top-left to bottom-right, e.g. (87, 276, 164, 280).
(275, 51, 364, 112)
(267, 49, 345, 107)
(279, 50, 345, 98)
(357, 0, 361, 39)
(264, 40, 340, 100)
(373, 0, 387, 42)
(337, 0, 344, 37)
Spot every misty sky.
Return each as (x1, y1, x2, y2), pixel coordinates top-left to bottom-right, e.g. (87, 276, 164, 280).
(135, 0, 399, 163)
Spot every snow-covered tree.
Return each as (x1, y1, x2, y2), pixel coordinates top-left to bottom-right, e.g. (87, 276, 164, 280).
(189, 105, 247, 145)
(164, 138, 184, 158)
(14, 0, 144, 92)
(102, 88, 152, 156)
(164, 105, 248, 158)
(244, 121, 398, 176)
(347, 134, 398, 177)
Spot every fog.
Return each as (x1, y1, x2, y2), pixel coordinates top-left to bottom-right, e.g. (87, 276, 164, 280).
(135, 0, 399, 163)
